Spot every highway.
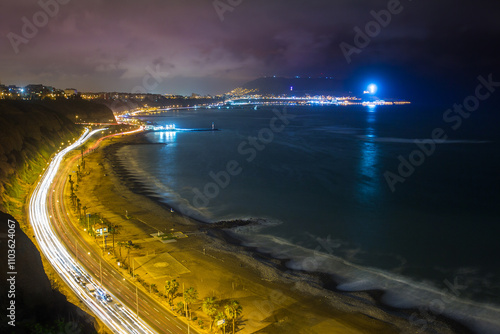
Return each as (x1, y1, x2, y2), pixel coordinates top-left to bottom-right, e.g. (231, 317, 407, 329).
(29, 128, 196, 334)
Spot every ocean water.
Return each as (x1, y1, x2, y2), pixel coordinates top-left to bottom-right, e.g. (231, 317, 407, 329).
(116, 105, 500, 332)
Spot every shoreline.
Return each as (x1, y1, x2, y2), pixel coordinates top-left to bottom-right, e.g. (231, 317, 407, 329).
(85, 131, 473, 333)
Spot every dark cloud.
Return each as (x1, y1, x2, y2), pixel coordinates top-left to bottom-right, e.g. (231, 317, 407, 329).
(1, 0, 499, 98)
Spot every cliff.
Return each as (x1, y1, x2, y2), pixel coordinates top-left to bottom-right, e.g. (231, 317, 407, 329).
(0, 212, 97, 333)
(0, 100, 115, 332)
(0, 100, 115, 214)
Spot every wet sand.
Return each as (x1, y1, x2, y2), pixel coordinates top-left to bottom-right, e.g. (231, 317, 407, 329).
(72, 131, 471, 334)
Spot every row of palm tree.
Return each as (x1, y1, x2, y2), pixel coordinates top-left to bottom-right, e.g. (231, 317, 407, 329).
(163, 279, 243, 333)
(71, 168, 244, 333)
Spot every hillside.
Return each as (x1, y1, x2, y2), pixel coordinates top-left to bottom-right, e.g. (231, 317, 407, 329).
(0, 100, 115, 332)
(0, 100, 115, 214)
(39, 100, 117, 124)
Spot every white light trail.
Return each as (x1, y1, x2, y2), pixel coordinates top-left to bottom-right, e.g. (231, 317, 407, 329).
(29, 128, 156, 334)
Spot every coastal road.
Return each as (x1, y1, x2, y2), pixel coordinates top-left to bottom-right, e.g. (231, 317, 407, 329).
(29, 128, 198, 334)
(49, 130, 198, 334)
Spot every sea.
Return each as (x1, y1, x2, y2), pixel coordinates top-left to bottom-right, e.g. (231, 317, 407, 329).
(116, 104, 500, 332)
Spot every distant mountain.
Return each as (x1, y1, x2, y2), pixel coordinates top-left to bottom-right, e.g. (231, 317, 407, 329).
(243, 77, 347, 96)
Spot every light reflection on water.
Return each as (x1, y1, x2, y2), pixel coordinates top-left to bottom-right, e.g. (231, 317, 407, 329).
(156, 130, 177, 142)
(121, 107, 500, 313)
(357, 110, 379, 205)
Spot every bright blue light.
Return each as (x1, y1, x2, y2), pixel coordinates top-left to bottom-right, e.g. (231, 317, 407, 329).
(368, 84, 377, 94)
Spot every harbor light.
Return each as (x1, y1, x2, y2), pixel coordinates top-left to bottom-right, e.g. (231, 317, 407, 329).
(368, 84, 377, 94)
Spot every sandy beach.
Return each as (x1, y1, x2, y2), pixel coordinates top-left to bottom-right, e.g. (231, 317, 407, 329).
(69, 130, 471, 334)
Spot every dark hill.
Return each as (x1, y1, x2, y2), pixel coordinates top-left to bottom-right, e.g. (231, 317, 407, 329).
(39, 100, 117, 124)
(0, 212, 96, 333)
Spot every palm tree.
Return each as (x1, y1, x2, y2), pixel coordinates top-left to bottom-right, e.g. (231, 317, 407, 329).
(117, 241, 126, 260)
(176, 302, 185, 315)
(224, 300, 242, 334)
(68, 174, 74, 197)
(106, 223, 119, 252)
(76, 198, 81, 219)
(164, 279, 179, 305)
(123, 241, 139, 271)
(184, 287, 198, 320)
(214, 312, 226, 334)
(202, 297, 218, 331)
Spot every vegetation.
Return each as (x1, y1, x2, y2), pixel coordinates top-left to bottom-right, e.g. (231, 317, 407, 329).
(215, 312, 226, 333)
(202, 297, 219, 331)
(184, 287, 198, 320)
(164, 279, 179, 305)
(117, 241, 126, 259)
(225, 300, 243, 334)
(176, 302, 185, 315)
(123, 241, 140, 272)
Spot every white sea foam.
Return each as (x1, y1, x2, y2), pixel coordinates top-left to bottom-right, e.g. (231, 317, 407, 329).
(230, 228, 500, 334)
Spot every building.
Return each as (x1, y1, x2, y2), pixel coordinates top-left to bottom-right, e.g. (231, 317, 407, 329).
(64, 88, 78, 96)
(93, 223, 108, 236)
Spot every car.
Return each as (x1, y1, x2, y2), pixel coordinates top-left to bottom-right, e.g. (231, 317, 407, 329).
(105, 294, 112, 302)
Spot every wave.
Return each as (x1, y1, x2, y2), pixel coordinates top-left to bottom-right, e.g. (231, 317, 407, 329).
(315, 125, 361, 135)
(229, 228, 500, 334)
(114, 136, 500, 333)
(358, 136, 492, 144)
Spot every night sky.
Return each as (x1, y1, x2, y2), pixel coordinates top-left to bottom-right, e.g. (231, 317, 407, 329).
(2, 0, 500, 101)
